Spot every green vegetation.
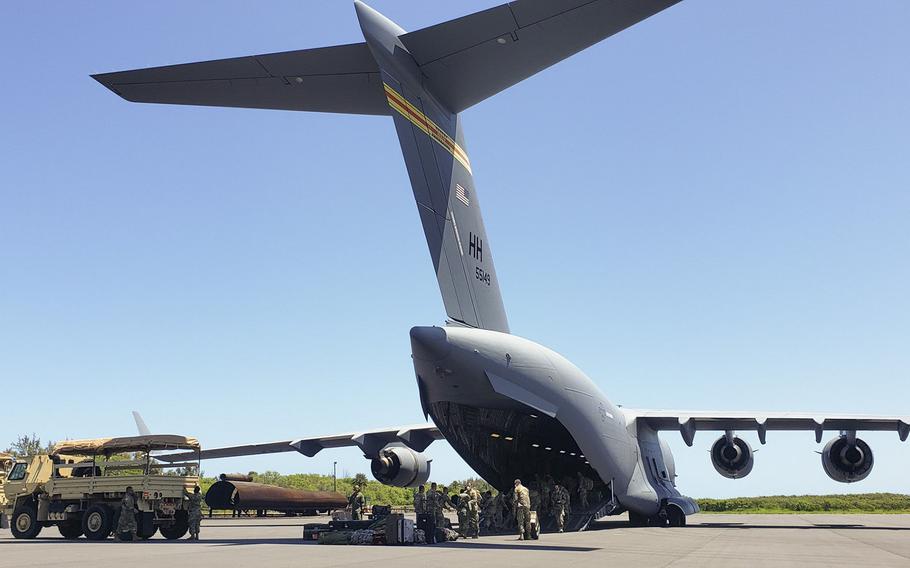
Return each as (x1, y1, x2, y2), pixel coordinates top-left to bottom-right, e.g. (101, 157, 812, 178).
(697, 493, 910, 514)
(4, 433, 54, 458)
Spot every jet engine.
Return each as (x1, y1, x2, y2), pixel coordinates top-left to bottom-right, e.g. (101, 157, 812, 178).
(370, 445, 431, 487)
(821, 435, 873, 483)
(710, 435, 754, 479)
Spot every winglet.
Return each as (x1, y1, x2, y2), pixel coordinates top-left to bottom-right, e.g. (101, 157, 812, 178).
(899, 421, 909, 443)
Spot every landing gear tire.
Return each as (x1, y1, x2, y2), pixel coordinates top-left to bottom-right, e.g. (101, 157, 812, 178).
(82, 504, 114, 541)
(159, 512, 189, 540)
(628, 511, 649, 527)
(667, 506, 686, 528)
(11, 505, 42, 539)
(58, 522, 84, 539)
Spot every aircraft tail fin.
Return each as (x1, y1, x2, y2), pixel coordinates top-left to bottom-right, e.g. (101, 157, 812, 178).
(93, 1, 683, 334)
(132, 411, 152, 436)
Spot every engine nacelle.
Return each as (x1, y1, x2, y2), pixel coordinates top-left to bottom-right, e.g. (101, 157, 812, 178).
(822, 435, 874, 483)
(370, 445, 431, 487)
(710, 435, 754, 479)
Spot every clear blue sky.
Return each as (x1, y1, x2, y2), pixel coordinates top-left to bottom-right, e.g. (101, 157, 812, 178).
(1, 1, 907, 498)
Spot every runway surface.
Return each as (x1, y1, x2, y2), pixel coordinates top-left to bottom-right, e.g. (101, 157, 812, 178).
(2, 514, 909, 567)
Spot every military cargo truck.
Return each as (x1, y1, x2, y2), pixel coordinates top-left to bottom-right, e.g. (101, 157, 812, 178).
(2, 435, 200, 540)
(0, 453, 14, 523)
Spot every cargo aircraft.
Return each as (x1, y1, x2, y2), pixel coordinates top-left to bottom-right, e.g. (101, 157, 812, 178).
(94, 1, 908, 528)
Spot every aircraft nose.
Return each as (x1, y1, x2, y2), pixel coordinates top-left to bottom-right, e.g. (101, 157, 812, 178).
(410, 326, 451, 361)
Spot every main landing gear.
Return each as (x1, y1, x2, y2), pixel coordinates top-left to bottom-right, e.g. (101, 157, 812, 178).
(628, 505, 687, 528)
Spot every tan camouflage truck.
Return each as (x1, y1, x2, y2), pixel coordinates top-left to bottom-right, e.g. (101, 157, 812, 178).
(2, 435, 200, 540)
(0, 453, 14, 520)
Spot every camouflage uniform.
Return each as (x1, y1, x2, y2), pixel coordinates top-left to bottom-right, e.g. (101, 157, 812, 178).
(529, 488, 540, 513)
(116, 491, 138, 541)
(577, 473, 593, 509)
(186, 488, 204, 540)
(539, 480, 551, 518)
(467, 486, 481, 538)
(349, 488, 365, 520)
(513, 482, 531, 540)
(551, 484, 570, 532)
(436, 487, 454, 528)
(456, 489, 470, 536)
(425, 487, 439, 521)
(413, 487, 427, 515)
(480, 491, 495, 532)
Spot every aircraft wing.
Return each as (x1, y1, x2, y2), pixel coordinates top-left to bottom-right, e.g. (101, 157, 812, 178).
(92, 42, 390, 115)
(625, 409, 910, 446)
(155, 424, 444, 463)
(400, 0, 683, 113)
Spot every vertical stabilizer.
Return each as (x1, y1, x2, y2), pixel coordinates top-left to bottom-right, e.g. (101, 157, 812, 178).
(357, 2, 510, 333)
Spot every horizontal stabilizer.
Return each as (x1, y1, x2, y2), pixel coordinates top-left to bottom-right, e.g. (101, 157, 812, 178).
(93, 42, 390, 115)
(401, 0, 682, 113)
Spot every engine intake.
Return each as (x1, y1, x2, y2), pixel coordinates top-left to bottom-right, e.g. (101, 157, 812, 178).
(822, 435, 873, 483)
(370, 445, 431, 487)
(710, 435, 754, 479)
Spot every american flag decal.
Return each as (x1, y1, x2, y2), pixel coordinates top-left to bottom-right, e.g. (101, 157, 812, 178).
(455, 183, 470, 207)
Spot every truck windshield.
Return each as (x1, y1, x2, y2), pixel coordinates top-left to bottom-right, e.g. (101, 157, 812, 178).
(8, 462, 27, 481)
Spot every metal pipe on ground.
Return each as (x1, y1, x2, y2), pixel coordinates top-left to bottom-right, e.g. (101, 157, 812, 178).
(206, 479, 348, 514)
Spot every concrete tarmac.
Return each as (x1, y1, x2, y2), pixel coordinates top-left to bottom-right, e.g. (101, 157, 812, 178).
(2, 514, 909, 567)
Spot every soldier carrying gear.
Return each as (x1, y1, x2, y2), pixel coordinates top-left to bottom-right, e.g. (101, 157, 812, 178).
(467, 484, 481, 538)
(349, 485, 366, 520)
(512, 479, 532, 540)
(436, 485, 455, 528)
(551, 482, 570, 532)
(413, 484, 427, 515)
(456, 487, 470, 536)
(184, 485, 204, 540)
(116, 486, 138, 541)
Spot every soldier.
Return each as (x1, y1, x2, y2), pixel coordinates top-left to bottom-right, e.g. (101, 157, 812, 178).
(413, 484, 426, 515)
(437, 485, 454, 528)
(538, 476, 551, 519)
(349, 485, 365, 520)
(577, 472, 593, 510)
(456, 486, 470, 536)
(116, 486, 138, 541)
(512, 479, 532, 540)
(494, 492, 509, 530)
(529, 486, 540, 513)
(480, 490, 495, 533)
(552, 482, 570, 532)
(184, 485, 204, 540)
(467, 484, 481, 538)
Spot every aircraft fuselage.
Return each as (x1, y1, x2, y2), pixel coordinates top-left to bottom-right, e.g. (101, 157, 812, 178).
(410, 325, 696, 517)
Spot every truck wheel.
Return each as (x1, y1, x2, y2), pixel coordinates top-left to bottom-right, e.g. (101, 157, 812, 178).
(58, 522, 84, 539)
(137, 513, 157, 540)
(11, 505, 42, 539)
(159, 511, 188, 540)
(82, 504, 113, 540)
